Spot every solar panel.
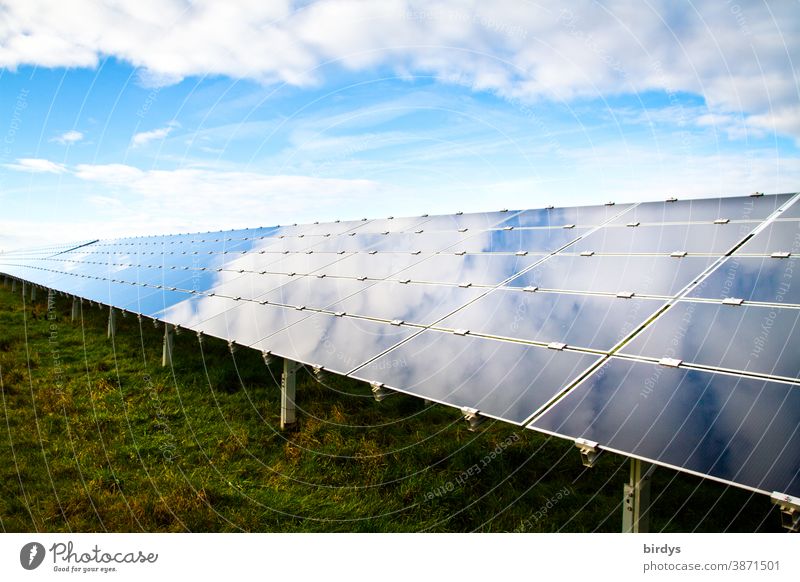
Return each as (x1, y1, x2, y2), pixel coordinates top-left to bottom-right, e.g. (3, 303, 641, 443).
(313, 252, 432, 280)
(326, 280, 484, 325)
(504, 254, 718, 296)
(254, 314, 417, 376)
(256, 276, 372, 309)
(2, 191, 799, 507)
(735, 220, 800, 255)
(497, 203, 632, 228)
(620, 300, 800, 380)
(176, 300, 313, 347)
(350, 329, 601, 424)
(608, 194, 793, 224)
(687, 256, 800, 304)
(382, 253, 544, 286)
(568, 222, 755, 254)
(531, 358, 800, 497)
(435, 289, 665, 351)
(450, 227, 590, 253)
(411, 209, 521, 231)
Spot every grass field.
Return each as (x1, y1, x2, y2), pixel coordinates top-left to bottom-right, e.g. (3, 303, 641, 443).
(0, 282, 783, 532)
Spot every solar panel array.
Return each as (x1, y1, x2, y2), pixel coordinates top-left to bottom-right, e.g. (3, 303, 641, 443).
(1, 192, 799, 499)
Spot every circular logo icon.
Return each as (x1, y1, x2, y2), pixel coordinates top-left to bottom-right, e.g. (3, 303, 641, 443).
(20, 542, 46, 570)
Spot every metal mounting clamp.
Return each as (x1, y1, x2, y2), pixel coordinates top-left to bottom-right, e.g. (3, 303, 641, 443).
(370, 381, 392, 402)
(722, 297, 744, 306)
(771, 492, 800, 532)
(575, 438, 602, 467)
(658, 357, 682, 368)
(461, 407, 485, 431)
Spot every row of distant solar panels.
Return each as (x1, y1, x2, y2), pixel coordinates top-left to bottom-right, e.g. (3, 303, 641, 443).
(45, 192, 800, 244)
(5, 204, 798, 273)
(1, 193, 798, 498)
(2, 210, 797, 302)
(4, 193, 796, 260)
(7, 221, 800, 258)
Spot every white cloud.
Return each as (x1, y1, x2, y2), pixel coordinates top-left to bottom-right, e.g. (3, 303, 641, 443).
(50, 129, 84, 144)
(74, 163, 144, 183)
(0, 1, 797, 139)
(4, 158, 385, 240)
(131, 121, 179, 147)
(73, 163, 381, 218)
(3, 157, 67, 173)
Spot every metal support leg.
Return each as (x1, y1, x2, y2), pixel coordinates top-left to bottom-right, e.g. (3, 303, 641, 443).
(162, 324, 174, 367)
(281, 359, 300, 430)
(11, 279, 17, 293)
(623, 458, 655, 533)
(30, 285, 36, 302)
(107, 307, 116, 338)
(71, 298, 80, 321)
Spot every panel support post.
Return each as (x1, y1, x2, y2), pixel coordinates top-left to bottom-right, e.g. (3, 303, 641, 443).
(71, 297, 80, 321)
(622, 458, 655, 533)
(12, 279, 17, 293)
(107, 307, 116, 338)
(281, 359, 300, 430)
(30, 284, 36, 302)
(162, 324, 174, 367)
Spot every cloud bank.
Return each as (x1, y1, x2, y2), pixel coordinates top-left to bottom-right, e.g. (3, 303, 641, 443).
(0, 0, 797, 140)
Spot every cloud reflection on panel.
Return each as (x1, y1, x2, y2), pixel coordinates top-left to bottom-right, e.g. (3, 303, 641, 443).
(532, 359, 800, 497)
(608, 194, 792, 224)
(155, 240, 352, 326)
(506, 255, 717, 296)
(255, 314, 417, 376)
(315, 253, 432, 280)
(439, 290, 666, 351)
(0, 263, 58, 288)
(156, 267, 374, 346)
(386, 253, 544, 285)
(736, 220, 800, 255)
(413, 210, 520, 232)
(498, 204, 631, 228)
(688, 256, 800, 304)
(569, 223, 753, 255)
(352, 330, 601, 424)
(451, 228, 589, 254)
(621, 301, 800, 380)
(302, 232, 392, 253)
(158, 292, 313, 347)
(328, 281, 483, 325)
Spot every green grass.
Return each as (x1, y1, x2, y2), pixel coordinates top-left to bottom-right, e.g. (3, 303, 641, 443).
(0, 283, 783, 532)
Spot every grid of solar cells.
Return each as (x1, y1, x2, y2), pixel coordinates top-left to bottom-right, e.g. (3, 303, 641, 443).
(525, 192, 800, 496)
(531, 358, 800, 497)
(2, 192, 799, 497)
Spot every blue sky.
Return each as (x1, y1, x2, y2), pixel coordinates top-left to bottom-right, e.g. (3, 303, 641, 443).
(1, 0, 799, 250)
